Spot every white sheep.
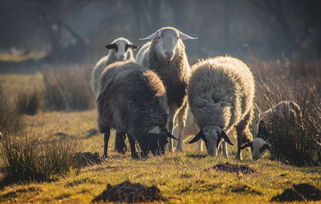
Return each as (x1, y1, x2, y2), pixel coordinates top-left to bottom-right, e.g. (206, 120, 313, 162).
(137, 27, 197, 152)
(188, 56, 256, 160)
(91, 37, 137, 96)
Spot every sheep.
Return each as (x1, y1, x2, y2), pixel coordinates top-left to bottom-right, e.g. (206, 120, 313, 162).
(257, 100, 302, 140)
(187, 56, 256, 160)
(246, 100, 302, 160)
(137, 27, 198, 152)
(91, 37, 137, 95)
(91, 37, 137, 155)
(96, 60, 177, 158)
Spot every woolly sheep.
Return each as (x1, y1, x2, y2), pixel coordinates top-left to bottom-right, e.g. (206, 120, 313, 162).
(137, 27, 197, 152)
(91, 37, 137, 95)
(188, 56, 256, 160)
(91, 37, 137, 155)
(96, 60, 176, 158)
(248, 100, 302, 160)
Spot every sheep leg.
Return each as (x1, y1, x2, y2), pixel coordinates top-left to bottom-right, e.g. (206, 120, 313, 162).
(222, 141, 229, 158)
(176, 102, 188, 152)
(115, 132, 127, 155)
(128, 134, 138, 159)
(103, 128, 111, 158)
(167, 105, 178, 152)
(197, 140, 203, 152)
(236, 109, 254, 160)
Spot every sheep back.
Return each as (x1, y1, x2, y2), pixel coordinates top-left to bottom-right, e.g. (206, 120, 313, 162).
(97, 60, 167, 135)
(188, 56, 255, 131)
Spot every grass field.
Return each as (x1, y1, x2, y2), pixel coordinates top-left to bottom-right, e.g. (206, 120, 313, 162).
(0, 109, 319, 203)
(0, 64, 320, 203)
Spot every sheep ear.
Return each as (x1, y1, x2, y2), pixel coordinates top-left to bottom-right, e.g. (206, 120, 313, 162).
(188, 130, 204, 144)
(240, 142, 253, 150)
(127, 44, 138, 50)
(178, 31, 198, 40)
(259, 143, 272, 153)
(139, 32, 158, 41)
(220, 130, 233, 145)
(105, 43, 117, 50)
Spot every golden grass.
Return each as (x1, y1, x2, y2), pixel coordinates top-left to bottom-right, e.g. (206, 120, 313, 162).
(0, 74, 43, 99)
(0, 52, 46, 62)
(0, 110, 319, 203)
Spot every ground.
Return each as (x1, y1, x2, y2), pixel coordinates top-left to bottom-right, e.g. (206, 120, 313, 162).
(0, 110, 320, 203)
(0, 72, 320, 203)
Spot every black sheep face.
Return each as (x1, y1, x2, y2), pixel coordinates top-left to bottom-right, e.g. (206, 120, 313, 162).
(138, 133, 159, 158)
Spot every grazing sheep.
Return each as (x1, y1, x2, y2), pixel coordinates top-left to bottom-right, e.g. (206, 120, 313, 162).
(91, 37, 137, 95)
(188, 56, 256, 160)
(257, 100, 302, 140)
(245, 101, 302, 160)
(97, 60, 176, 158)
(137, 27, 197, 152)
(91, 37, 137, 155)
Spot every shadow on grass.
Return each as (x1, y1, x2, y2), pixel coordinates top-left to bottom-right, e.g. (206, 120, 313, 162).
(0, 186, 41, 202)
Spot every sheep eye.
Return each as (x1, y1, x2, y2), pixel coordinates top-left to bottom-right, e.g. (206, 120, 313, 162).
(125, 44, 129, 51)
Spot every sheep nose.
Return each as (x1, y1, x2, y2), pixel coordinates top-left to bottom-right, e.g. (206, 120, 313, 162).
(119, 54, 125, 60)
(165, 51, 173, 60)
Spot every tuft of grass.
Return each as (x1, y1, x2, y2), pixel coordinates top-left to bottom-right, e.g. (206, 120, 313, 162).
(15, 89, 43, 115)
(248, 58, 321, 166)
(42, 66, 94, 111)
(0, 85, 22, 135)
(0, 130, 81, 184)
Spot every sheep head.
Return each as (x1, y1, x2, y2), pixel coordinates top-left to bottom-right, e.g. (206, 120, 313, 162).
(105, 37, 137, 61)
(139, 27, 197, 61)
(188, 126, 233, 156)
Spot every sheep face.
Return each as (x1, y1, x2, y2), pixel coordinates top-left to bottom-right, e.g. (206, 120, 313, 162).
(139, 27, 197, 61)
(105, 38, 137, 61)
(136, 126, 177, 158)
(188, 126, 233, 156)
(251, 138, 271, 160)
(155, 29, 180, 61)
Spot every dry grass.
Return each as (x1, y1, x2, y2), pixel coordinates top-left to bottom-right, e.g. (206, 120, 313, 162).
(0, 86, 22, 135)
(0, 129, 81, 184)
(42, 66, 94, 111)
(247, 58, 321, 166)
(15, 89, 43, 115)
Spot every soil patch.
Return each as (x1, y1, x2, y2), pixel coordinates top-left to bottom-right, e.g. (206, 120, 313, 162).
(271, 183, 321, 202)
(206, 162, 256, 174)
(92, 181, 167, 203)
(73, 152, 103, 168)
(293, 183, 321, 201)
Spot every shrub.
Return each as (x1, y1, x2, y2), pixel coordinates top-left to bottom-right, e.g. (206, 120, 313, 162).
(42, 66, 94, 111)
(0, 86, 22, 135)
(248, 58, 321, 166)
(0, 130, 81, 183)
(15, 89, 43, 115)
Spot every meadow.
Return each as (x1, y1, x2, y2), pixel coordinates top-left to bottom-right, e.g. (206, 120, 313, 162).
(0, 57, 320, 203)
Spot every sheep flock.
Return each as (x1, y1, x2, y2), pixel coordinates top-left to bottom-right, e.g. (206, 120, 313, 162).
(93, 26, 301, 161)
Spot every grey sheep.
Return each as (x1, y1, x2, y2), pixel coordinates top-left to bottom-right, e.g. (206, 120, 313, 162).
(137, 27, 197, 152)
(247, 100, 302, 160)
(91, 37, 137, 96)
(96, 60, 176, 158)
(91, 37, 137, 155)
(188, 56, 256, 160)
